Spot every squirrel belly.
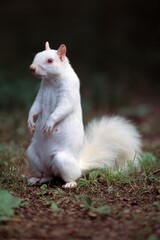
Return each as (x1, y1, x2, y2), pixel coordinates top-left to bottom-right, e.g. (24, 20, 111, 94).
(27, 42, 142, 188)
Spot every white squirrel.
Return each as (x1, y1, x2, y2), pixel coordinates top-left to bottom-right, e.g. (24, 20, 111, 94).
(27, 42, 142, 188)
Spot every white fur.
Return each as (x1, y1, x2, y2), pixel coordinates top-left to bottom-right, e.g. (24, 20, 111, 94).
(27, 43, 142, 188)
(80, 116, 141, 172)
(27, 45, 84, 188)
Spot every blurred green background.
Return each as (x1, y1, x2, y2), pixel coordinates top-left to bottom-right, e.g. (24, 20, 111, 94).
(0, 0, 160, 113)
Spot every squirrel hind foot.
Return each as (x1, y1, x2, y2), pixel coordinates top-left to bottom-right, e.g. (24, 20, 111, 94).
(28, 177, 52, 185)
(62, 181, 77, 189)
(28, 177, 40, 185)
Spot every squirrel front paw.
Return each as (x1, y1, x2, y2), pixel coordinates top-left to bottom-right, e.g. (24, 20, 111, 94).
(28, 117, 35, 134)
(43, 116, 55, 135)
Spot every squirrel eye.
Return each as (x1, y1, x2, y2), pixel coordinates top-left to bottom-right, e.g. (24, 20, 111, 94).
(47, 58, 53, 64)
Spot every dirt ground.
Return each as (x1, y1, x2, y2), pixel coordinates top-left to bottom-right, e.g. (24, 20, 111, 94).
(1, 178, 160, 240)
(0, 100, 160, 240)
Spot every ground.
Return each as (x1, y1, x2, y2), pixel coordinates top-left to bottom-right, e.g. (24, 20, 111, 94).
(1, 179, 160, 240)
(0, 101, 160, 240)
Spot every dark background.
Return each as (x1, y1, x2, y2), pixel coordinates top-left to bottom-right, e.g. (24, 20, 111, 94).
(0, 0, 160, 114)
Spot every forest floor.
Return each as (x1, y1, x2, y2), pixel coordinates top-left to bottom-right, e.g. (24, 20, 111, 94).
(0, 100, 160, 240)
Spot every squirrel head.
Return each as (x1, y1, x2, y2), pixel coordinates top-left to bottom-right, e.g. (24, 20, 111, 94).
(30, 42, 68, 79)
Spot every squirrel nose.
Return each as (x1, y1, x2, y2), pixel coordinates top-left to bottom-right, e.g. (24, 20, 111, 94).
(30, 65, 36, 73)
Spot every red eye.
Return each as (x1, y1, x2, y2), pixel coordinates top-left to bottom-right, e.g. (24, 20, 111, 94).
(47, 58, 53, 64)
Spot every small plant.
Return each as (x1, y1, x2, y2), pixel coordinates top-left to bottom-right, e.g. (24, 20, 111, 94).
(50, 201, 60, 212)
(77, 170, 99, 188)
(153, 201, 160, 207)
(80, 194, 110, 216)
(52, 188, 64, 199)
(77, 176, 91, 188)
(98, 167, 127, 185)
(0, 143, 27, 192)
(37, 184, 48, 196)
(139, 152, 158, 172)
(148, 234, 158, 240)
(0, 189, 25, 221)
(106, 186, 114, 193)
(43, 200, 60, 212)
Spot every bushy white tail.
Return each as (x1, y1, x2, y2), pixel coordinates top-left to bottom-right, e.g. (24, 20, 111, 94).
(79, 116, 142, 172)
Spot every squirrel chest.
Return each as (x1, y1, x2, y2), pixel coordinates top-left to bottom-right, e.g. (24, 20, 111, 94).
(40, 83, 58, 123)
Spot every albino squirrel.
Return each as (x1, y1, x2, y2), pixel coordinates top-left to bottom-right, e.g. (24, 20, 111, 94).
(27, 42, 141, 188)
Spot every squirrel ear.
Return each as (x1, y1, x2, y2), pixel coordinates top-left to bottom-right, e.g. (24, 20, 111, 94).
(45, 41, 50, 50)
(57, 44, 67, 61)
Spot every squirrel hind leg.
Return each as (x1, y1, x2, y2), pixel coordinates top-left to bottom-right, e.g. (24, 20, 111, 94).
(52, 151, 82, 187)
(62, 181, 77, 189)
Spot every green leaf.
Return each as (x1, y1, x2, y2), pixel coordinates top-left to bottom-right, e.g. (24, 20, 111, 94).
(77, 177, 90, 188)
(0, 189, 22, 221)
(89, 170, 99, 182)
(94, 205, 110, 215)
(50, 202, 59, 212)
(153, 201, 160, 207)
(40, 184, 48, 190)
(148, 234, 158, 240)
(80, 194, 92, 208)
